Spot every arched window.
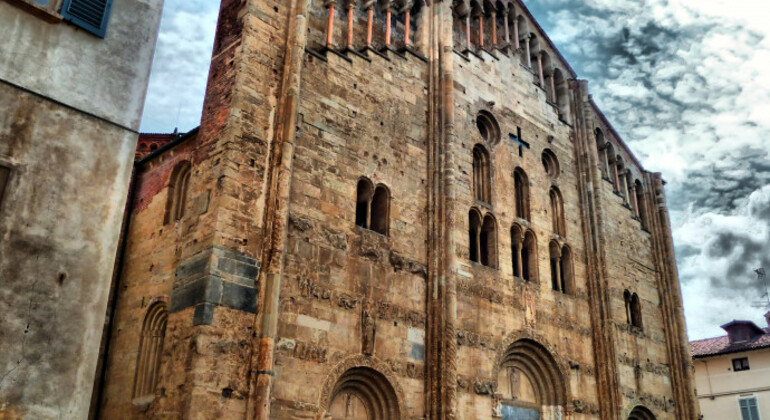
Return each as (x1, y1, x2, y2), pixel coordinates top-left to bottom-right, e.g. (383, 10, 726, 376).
(631, 293, 643, 328)
(628, 405, 656, 420)
(472, 144, 491, 203)
(370, 185, 390, 235)
(511, 224, 523, 278)
(327, 367, 401, 419)
(469, 209, 482, 263)
(635, 179, 648, 229)
(624, 291, 643, 329)
(469, 209, 497, 267)
(561, 245, 573, 294)
(549, 242, 572, 294)
(624, 290, 632, 324)
(165, 161, 192, 224)
(355, 178, 389, 235)
(549, 187, 565, 236)
(511, 225, 537, 281)
(541, 149, 559, 179)
(133, 302, 168, 399)
(522, 230, 537, 282)
(356, 178, 374, 228)
(514, 168, 529, 221)
(497, 339, 566, 419)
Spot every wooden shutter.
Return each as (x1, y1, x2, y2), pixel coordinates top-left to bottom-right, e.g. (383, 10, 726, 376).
(60, 0, 114, 38)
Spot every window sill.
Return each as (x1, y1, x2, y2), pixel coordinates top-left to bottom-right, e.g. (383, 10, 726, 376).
(5, 0, 62, 23)
(469, 260, 498, 271)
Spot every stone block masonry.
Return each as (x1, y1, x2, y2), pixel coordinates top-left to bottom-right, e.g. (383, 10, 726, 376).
(96, 1, 700, 419)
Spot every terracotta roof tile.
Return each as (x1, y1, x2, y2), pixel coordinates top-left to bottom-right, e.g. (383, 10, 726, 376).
(690, 327, 770, 358)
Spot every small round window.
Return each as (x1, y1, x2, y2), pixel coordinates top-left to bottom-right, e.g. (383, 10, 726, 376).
(476, 111, 501, 145)
(542, 149, 560, 179)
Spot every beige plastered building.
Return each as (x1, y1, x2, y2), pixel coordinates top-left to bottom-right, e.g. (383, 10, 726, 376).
(692, 314, 770, 420)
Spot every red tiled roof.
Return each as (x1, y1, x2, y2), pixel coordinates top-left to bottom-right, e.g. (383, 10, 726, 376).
(690, 327, 770, 358)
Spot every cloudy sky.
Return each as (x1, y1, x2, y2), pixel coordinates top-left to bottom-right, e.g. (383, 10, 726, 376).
(139, 0, 770, 340)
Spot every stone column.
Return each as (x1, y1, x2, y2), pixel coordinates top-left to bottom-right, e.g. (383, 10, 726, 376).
(478, 14, 484, 47)
(537, 53, 545, 86)
(602, 147, 610, 179)
(631, 184, 640, 217)
(513, 16, 520, 49)
(525, 35, 531, 67)
(385, 5, 392, 46)
(465, 15, 471, 49)
(346, 3, 354, 48)
(613, 162, 620, 192)
(404, 9, 411, 46)
(550, 71, 557, 102)
(325, 1, 336, 47)
(503, 9, 510, 45)
(517, 245, 524, 278)
(491, 11, 497, 45)
(366, 4, 374, 46)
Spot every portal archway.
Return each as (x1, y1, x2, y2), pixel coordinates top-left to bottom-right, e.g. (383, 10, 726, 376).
(326, 366, 401, 420)
(496, 339, 567, 420)
(628, 405, 656, 420)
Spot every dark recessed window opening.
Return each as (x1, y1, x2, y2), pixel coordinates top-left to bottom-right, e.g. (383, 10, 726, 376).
(733, 357, 750, 372)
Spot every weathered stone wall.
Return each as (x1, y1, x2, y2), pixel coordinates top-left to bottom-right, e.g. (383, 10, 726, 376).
(589, 114, 679, 418)
(450, 44, 599, 420)
(267, 33, 431, 419)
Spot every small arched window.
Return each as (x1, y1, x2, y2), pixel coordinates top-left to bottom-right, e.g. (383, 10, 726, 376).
(469, 209, 497, 267)
(549, 187, 565, 236)
(511, 224, 523, 278)
(549, 243, 572, 294)
(472, 144, 491, 203)
(133, 302, 168, 399)
(511, 225, 537, 281)
(165, 161, 192, 224)
(542, 149, 559, 179)
(469, 209, 482, 263)
(634, 180, 648, 229)
(631, 293, 643, 328)
(624, 290, 632, 324)
(514, 168, 529, 221)
(355, 178, 389, 235)
(522, 230, 538, 281)
(625, 291, 643, 328)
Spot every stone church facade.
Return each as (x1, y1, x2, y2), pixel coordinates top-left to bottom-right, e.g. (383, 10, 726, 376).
(96, 1, 699, 419)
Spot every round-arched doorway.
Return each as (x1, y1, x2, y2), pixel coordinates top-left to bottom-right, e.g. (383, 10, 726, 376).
(496, 339, 567, 420)
(326, 367, 400, 420)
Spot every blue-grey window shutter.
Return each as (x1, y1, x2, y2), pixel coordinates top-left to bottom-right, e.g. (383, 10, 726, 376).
(60, 0, 114, 38)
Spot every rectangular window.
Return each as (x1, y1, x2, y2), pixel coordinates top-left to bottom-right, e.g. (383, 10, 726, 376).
(0, 164, 10, 207)
(60, 0, 113, 38)
(740, 397, 760, 420)
(733, 357, 750, 372)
